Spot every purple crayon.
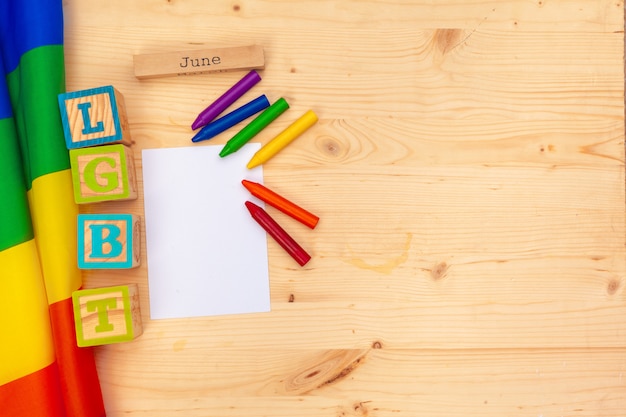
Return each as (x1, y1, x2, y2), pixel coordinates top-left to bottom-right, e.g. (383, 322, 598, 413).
(191, 70, 262, 130)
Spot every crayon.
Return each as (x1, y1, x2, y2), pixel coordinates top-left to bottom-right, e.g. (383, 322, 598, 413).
(242, 180, 319, 229)
(220, 97, 290, 158)
(191, 95, 270, 143)
(246, 110, 318, 169)
(191, 70, 262, 130)
(245, 201, 311, 267)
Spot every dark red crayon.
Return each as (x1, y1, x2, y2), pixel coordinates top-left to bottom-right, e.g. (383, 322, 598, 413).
(245, 201, 311, 266)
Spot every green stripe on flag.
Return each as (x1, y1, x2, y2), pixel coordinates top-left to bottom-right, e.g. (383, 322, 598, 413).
(6, 45, 68, 189)
(0, 117, 33, 251)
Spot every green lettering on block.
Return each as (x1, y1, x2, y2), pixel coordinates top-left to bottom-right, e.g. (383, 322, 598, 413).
(72, 284, 142, 347)
(86, 297, 117, 333)
(84, 156, 119, 192)
(70, 144, 137, 203)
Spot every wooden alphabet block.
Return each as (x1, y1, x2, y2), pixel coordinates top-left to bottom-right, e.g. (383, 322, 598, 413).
(72, 284, 143, 347)
(77, 213, 141, 269)
(69, 144, 137, 203)
(58, 85, 132, 149)
(133, 45, 265, 79)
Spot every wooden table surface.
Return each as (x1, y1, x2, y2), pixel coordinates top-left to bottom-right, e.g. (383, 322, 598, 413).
(65, 1, 626, 416)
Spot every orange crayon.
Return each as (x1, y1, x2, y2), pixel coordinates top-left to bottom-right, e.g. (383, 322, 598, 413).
(242, 179, 319, 229)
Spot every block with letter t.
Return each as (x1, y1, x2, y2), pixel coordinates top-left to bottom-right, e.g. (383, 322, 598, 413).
(72, 284, 143, 347)
(58, 85, 132, 149)
(78, 213, 141, 269)
(69, 144, 137, 203)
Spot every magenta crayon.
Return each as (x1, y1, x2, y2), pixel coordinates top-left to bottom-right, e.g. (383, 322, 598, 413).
(191, 70, 261, 130)
(245, 201, 311, 266)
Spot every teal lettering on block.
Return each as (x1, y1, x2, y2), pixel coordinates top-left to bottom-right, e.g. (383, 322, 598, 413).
(77, 101, 105, 135)
(78, 214, 141, 269)
(58, 85, 131, 149)
(89, 223, 123, 258)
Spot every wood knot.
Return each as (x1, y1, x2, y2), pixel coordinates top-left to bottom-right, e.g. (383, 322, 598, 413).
(371, 341, 382, 349)
(288, 294, 295, 302)
(317, 136, 346, 159)
(283, 350, 368, 394)
(305, 370, 320, 378)
(607, 279, 620, 295)
(431, 261, 449, 281)
(353, 401, 373, 416)
(323, 139, 340, 155)
(434, 29, 463, 54)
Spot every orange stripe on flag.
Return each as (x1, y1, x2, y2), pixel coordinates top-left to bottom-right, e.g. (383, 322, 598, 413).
(50, 298, 106, 417)
(0, 362, 65, 417)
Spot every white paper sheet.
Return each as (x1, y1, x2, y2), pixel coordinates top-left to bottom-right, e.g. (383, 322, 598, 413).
(141, 144, 270, 319)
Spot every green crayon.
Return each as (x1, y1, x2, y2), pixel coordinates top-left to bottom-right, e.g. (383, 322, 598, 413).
(219, 97, 290, 158)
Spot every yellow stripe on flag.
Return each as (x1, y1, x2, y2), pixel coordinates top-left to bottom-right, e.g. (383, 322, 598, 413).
(0, 240, 56, 386)
(27, 169, 82, 305)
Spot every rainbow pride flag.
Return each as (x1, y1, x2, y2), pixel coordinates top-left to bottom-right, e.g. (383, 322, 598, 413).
(0, 1, 106, 415)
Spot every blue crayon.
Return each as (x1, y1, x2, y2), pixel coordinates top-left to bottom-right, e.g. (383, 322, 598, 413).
(191, 95, 270, 143)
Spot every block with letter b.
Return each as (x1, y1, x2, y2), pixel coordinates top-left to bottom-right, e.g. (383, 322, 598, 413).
(58, 85, 132, 149)
(78, 213, 141, 269)
(70, 144, 137, 203)
(72, 284, 143, 347)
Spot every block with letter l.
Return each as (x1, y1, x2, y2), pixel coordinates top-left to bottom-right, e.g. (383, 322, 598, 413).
(78, 213, 141, 269)
(70, 144, 137, 203)
(72, 284, 143, 347)
(58, 85, 132, 149)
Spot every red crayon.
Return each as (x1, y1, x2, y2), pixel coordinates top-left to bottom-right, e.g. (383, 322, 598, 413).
(242, 180, 319, 229)
(245, 201, 311, 266)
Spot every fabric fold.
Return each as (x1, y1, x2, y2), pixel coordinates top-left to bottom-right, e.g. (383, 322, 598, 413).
(0, 1, 106, 415)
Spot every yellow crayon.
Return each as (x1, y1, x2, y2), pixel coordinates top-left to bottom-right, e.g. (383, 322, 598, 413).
(247, 110, 318, 169)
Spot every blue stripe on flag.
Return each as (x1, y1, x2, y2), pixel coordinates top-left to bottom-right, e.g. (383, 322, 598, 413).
(0, 53, 11, 119)
(0, 0, 64, 74)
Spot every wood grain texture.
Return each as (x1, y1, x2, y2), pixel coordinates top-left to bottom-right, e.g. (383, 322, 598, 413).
(78, 214, 140, 268)
(60, 86, 132, 146)
(133, 45, 265, 79)
(64, 0, 626, 416)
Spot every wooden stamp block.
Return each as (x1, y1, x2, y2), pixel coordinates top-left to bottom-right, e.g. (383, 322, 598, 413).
(58, 85, 132, 149)
(77, 213, 141, 269)
(72, 284, 143, 347)
(69, 144, 137, 203)
(133, 45, 265, 79)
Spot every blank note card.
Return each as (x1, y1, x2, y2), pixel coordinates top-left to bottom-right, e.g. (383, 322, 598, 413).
(142, 144, 270, 319)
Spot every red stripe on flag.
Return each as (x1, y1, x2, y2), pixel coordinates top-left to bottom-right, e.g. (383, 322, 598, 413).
(49, 297, 106, 417)
(0, 362, 65, 417)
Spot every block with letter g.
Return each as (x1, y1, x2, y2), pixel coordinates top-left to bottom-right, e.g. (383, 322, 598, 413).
(69, 144, 137, 203)
(78, 213, 141, 269)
